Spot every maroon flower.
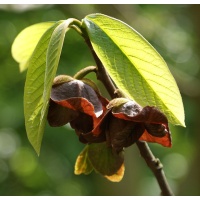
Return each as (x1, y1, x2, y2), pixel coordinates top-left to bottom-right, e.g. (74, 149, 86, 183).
(47, 78, 172, 182)
(105, 98, 172, 153)
(47, 75, 109, 143)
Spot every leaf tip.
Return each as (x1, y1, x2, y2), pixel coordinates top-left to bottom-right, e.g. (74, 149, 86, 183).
(170, 113, 186, 128)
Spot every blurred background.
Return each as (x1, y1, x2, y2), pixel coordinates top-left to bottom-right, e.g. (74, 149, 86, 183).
(0, 4, 199, 196)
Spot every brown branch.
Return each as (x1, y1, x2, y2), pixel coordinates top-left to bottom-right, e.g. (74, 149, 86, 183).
(136, 141, 174, 196)
(83, 37, 117, 99)
(82, 32, 174, 196)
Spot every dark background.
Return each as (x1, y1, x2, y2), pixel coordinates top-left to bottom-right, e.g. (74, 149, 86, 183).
(0, 4, 199, 196)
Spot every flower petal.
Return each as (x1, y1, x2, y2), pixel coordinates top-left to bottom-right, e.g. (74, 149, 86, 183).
(106, 115, 144, 153)
(113, 104, 168, 125)
(139, 129, 172, 147)
(111, 100, 171, 147)
(112, 100, 142, 118)
(47, 99, 78, 127)
(51, 80, 104, 117)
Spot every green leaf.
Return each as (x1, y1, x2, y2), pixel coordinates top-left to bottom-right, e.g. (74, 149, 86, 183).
(83, 14, 185, 127)
(41, 19, 75, 140)
(74, 145, 93, 175)
(88, 142, 124, 177)
(24, 19, 75, 155)
(24, 21, 61, 155)
(11, 22, 56, 72)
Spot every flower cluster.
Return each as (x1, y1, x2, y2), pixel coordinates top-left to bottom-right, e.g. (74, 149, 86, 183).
(47, 75, 171, 182)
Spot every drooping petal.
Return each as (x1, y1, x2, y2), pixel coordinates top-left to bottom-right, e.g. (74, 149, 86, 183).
(106, 114, 144, 153)
(111, 100, 142, 118)
(54, 97, 96, 117)
(70, 112, 93, 136)
(110, 99, 171, 147)
(139, 128, 172, 147)
(48, 76, 109, 138)
(55, 97, 107, 130)
(76, 110, 110, 144)
(47, 99, 78, 127)
(51, 80, 104, 117)
(112, 101, 168, 125)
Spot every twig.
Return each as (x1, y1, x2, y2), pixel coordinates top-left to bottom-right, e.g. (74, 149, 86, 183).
(83, 37, 117, 99)
(136, 141, 174, 196)
(74, 66, 97, 79)
(82, 32, 174, 196)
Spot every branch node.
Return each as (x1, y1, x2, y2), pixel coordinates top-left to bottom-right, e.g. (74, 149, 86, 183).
(153, 158, 163, 170)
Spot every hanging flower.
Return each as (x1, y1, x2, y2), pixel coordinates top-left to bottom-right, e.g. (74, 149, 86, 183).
(106, 98, 172, 153)
(47, 75, 109, 143)
(47, 77, 171, 182)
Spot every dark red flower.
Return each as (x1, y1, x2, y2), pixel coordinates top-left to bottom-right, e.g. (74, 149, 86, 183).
(47, 75, 109, 143)
(47, 77, 172, 182)
(105, 98, 172, 153)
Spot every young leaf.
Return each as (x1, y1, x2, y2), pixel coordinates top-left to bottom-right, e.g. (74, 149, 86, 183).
(105, 163, 125, 182)
(11, 22, 56, 72)
(88, 142, 124, 182)
(82, 13, 185, 127)
(24, 19, 75, 155)
(74, 145, 93, 175)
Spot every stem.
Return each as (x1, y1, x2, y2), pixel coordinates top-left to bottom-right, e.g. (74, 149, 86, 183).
(70, 25, 84, 36)
(83, 37, 117, 99)
(69, 19, 84, 36)
(74, 66, 97, 79)
(136, 141, 174, 196)
(81, 28, 174, 196)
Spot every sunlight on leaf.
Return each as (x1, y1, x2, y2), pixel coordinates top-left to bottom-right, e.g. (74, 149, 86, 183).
(24, 21, 61, 155)
(83, 14, 185, 127)
(11, 22, 56, 72)
(40, 19, 75, 146)
(24, 19, 75, 155)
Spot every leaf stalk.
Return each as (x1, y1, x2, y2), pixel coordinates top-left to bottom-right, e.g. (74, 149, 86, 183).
(73, 66, 97, 79)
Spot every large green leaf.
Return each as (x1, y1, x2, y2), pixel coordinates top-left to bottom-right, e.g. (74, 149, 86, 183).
(41, 19, 75, 136)
(24, 21, 62, 155)
(11, 22, 56, 72)
(24, 19, 75, 155)
(83, 14, 185, 127)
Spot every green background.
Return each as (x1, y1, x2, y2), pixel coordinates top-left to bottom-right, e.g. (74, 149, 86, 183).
(0, 4, 199, 196)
